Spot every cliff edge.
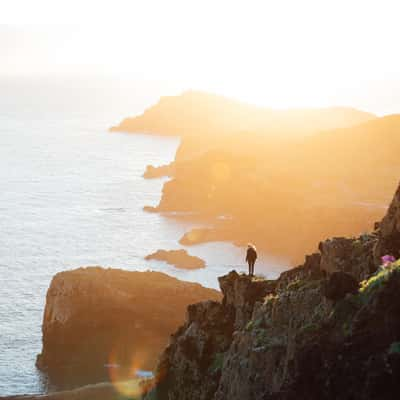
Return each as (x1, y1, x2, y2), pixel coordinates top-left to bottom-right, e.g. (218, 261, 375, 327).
(147, 181, 400, 400)
(36, 267, 221, 388)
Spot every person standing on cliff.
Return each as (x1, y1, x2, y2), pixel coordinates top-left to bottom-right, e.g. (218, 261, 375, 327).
(246, 244, 257, 276)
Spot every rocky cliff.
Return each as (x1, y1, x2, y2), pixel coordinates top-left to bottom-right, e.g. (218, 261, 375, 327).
(147, 181, 400, 400)
(110, 90, 375, 138)
(36, 267, 221, 389)
(150, 115, 400, 263)
(110, 91, 400, 264)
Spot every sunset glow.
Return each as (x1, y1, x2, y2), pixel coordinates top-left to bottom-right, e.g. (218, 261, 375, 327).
(2, 0, 400, 113)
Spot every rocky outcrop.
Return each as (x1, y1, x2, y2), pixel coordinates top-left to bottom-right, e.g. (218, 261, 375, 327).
(319, 234, 377, 281)
(218, 271, 276, 330)
(323, 271, 359, 302)
(147, 182, 400, 400)
(374, 182, 400, 264)
(155, 300, 234, 400)
(36, 267, 221, 388)
(145, 249, 205, 270)
(152, 273, 275, 400)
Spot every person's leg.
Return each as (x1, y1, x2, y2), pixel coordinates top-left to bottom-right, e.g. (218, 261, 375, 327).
(248, 261, 251, 275)
(250, 260, 254, 276)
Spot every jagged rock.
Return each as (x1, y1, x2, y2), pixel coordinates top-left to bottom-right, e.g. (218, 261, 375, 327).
(218, 271, 276, 330)
(149, 272, 276, 400)
(374, 182, 400, 264)
(287, 265, 400, 400)
(145, 249, 205, 270)
(323, 271, 359, 302)
(151, 261, 400, 400)
(319, 235, 377, 281)
(153, 300, 234, 400)
(276, 252, 322, 291)
(148, 184, 400, 400)
(36, 267, 221, 388)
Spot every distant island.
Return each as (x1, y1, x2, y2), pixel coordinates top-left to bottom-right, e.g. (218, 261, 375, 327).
(145, 249, 205, 270)
(111, 91, 400, 264)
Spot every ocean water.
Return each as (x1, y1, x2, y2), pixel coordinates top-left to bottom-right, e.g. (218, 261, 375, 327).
(0, 77, 287, 395)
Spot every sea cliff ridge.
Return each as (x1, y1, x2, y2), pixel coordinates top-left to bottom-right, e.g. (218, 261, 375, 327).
(110, 91, 400, 264)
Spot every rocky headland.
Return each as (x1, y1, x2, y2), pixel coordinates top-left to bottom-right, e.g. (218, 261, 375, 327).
(36, 267, 221, 388)
(110, 91, 400, 263)
(145, 181, 400, 400)
(145, 249, 205, 270)
(110, 90, 375, 138)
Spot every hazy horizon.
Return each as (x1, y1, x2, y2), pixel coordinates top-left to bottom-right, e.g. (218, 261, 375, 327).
(2, 0, 400, 115)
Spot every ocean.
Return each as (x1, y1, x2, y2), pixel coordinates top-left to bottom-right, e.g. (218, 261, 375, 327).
(0, 77, 287, 395)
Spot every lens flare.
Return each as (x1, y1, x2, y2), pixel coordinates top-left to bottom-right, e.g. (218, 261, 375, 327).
(107, 343, 155, 398)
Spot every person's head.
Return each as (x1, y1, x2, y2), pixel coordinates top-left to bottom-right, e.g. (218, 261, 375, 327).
(248, 243, 256, 250)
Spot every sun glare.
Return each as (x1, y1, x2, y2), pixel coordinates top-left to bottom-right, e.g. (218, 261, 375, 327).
(2, 0, 400, 111)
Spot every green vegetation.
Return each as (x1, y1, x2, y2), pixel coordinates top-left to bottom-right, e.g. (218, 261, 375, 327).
(287, 278, 321, 292)
(359, 259, 400, 304)
(245, 320, 254, 331)
(264, 294, 278, 307)
(210, 352, 225, 373)
(351, 239, 364, 256)
(252, 327, 286, 350)
(388, 341, 400, 355)
(299, 322, 320, 336)
(246, 317, 266, 332)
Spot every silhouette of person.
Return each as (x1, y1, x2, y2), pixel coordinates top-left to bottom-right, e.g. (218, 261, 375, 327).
(246, 244, 257, 276)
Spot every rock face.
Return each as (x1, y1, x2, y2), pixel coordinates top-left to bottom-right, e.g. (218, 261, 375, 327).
(323, 271, 359, 302)
(374, 182, 400, 264)
(145, 249, 205, 270)
(36, 267, 221, 388)
(147, 182, 400, 400)
(319, 235, 377, 281)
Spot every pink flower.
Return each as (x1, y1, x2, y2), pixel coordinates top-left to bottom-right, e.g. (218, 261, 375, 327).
(381, 255, 396, 267)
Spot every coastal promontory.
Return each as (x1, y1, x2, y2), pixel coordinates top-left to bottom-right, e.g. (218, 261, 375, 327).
(36, 267, 221, 387)
(146, 181, 400, 400)
(111, 91, 400, 264)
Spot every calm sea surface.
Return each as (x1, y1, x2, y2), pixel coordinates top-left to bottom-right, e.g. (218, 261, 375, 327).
(0, 77, 287, 395)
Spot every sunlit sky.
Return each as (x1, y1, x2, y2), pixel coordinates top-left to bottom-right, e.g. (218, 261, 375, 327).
(2, 0, 400, 114)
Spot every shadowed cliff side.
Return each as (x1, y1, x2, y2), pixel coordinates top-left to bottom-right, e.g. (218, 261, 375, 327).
(147, 180, 400, 400)
(36, 267, 221, 390)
